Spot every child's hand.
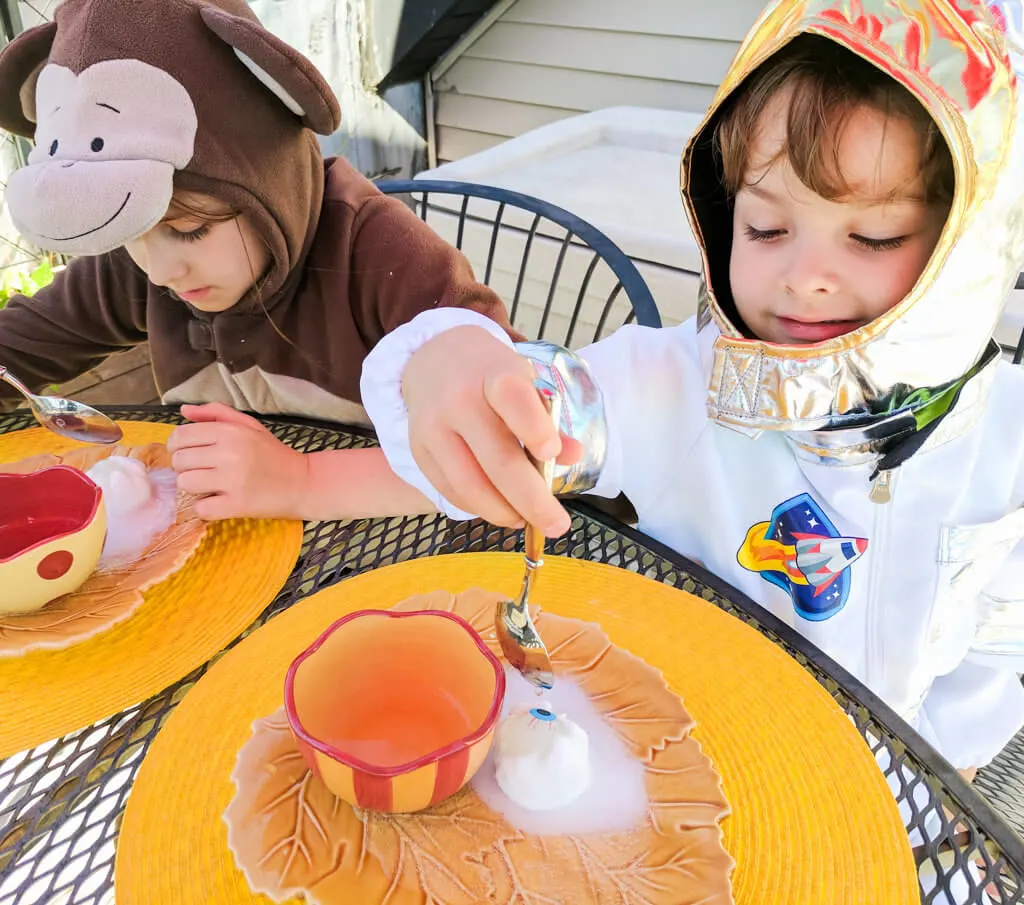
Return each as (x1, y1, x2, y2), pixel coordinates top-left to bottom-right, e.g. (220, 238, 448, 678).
(403, 326, 580, 536)
(167, 403, 310, 520)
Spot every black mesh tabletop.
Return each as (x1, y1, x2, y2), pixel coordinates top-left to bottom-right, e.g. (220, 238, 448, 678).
(0, 406, 1022, 904)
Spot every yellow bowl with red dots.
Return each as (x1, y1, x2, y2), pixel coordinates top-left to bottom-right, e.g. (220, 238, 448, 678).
(0, 466, 106, 615)
(284, 608, 505, 813)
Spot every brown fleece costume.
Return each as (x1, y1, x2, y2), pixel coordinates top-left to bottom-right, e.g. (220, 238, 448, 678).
(0, 0, 516, 421)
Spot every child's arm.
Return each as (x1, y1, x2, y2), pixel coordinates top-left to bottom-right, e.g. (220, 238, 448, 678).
(0, 251, 148, 409)
(918, 528, 1024, 771)
(359, 304, 663, 537)
(300, 446, 438, 520)
(924, 513, 1024, 772)
(362, 305, 696, 537)
(167, 403, 436, 521)
(917, 659, 1024, 773)
(361, 307, 578, 535)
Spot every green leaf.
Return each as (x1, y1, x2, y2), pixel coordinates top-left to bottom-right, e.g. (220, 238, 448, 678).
(29, 258, 54, 289)
(0, 256, 58, 308)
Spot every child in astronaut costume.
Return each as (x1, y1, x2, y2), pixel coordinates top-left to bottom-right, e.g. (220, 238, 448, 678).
(361, 0, 1024, 854)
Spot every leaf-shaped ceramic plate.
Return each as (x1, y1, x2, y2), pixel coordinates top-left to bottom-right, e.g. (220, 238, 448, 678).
(0, 443, 206, 656)
(224, 588, 734, 905)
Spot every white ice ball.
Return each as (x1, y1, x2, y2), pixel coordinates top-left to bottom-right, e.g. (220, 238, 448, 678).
(85, 457, 178, 568)
(494, 702, 590, 811)
(86, 457, 154, 514)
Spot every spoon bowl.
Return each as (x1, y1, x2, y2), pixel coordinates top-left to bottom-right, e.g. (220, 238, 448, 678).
(1, 366, 123, 444)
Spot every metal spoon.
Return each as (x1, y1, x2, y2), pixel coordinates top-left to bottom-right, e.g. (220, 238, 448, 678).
(493, 342, 608, 689)
(0, 365, 123, 444)
(494, 381, 561, 690)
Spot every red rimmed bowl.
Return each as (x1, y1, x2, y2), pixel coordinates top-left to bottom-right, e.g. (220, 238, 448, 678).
(0, 466, 106, 615)
(284, 608, 505, 813)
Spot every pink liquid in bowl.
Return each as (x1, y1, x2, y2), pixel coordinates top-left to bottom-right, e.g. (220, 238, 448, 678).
(0, 467, 102, 561)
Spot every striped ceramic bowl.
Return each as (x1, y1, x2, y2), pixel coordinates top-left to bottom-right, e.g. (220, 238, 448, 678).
(285, 608, 505, 813)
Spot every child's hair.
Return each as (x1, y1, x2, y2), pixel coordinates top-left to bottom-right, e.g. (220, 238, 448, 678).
(164, 191, 240, 226)
(714, 35, 955, 207)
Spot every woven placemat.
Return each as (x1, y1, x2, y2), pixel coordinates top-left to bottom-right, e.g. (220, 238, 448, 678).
(0, 422, 302, 757)
(116, 553, 918, 904)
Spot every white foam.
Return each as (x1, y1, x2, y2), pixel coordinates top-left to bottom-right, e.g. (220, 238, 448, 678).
(472, 668, 648, 836)
(86, 459, 178, 568)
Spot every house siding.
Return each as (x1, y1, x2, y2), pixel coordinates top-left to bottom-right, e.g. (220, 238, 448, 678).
(431, 0, 768, 163)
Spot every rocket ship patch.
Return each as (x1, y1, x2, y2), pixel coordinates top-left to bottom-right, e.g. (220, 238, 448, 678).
(737, 492, 867, 622)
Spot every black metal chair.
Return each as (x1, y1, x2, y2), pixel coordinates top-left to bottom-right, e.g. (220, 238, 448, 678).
(376, 179, 661, 347)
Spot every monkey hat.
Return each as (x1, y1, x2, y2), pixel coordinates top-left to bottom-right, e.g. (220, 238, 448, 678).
(0, 0, 341, 299)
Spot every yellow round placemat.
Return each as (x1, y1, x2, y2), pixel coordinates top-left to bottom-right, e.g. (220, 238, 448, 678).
(0, 422, 303, 757)
(117, 553, 918, 905)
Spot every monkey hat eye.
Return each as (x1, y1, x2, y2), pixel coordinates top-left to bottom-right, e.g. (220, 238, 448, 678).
(91, 137, 104, 152)
(49, 140, 58, 155)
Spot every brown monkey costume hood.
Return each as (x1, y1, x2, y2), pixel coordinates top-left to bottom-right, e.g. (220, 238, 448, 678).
(0, 0, 515, 420)
(0, 0, 340, 304)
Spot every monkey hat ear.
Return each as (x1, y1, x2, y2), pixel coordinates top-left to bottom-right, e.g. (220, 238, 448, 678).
(199, 6, 340, 135)
(0, 21, 58, 137)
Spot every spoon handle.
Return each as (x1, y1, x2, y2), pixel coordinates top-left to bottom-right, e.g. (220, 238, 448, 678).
(524, 380, 563, 565)
(0, 365, 32, 400)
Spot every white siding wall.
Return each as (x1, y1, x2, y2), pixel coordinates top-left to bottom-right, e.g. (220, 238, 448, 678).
(16, 0, 58, 29)
(0, 2, 61, 269)
(431, 0, 768, 163)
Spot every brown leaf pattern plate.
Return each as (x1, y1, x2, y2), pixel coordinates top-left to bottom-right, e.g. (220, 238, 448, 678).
(224, 588, 734, 905)
(0, 443, 207, 657)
